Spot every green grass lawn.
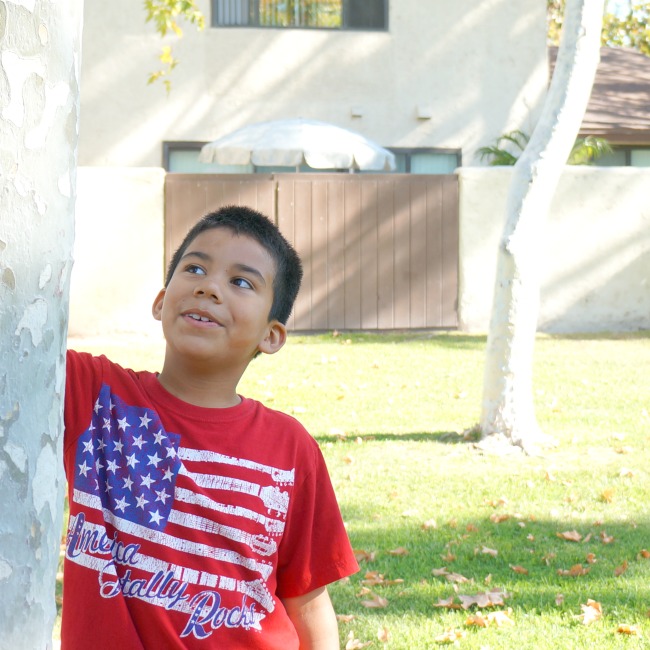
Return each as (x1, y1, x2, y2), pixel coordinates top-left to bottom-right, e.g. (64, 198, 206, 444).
(64, 330, 650, 648)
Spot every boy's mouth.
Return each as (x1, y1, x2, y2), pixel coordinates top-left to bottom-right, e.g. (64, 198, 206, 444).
(188, 313, 212, 322)
(182, 310, 221, 326)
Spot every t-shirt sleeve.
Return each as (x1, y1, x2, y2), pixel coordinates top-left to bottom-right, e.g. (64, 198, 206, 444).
(64, 350, 104, 455)
(275, 440, 359, 598)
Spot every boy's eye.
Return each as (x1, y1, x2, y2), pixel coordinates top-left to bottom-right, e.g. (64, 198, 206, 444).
(185, 264, 206, 275)
(232, 277, 253, 290)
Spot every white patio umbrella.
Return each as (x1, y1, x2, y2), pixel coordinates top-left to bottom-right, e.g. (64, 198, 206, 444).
(198, 118, 396, 172)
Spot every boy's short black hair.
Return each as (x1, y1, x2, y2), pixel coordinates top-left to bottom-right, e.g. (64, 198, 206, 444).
(166, 205, 303, 325)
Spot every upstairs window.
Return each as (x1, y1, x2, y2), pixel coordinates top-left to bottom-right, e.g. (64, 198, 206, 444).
(213, 0, 387, 30)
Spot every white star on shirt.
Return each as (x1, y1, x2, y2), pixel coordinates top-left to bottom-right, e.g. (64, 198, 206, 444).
(166, 447, 177, 459)
(155, 488, 170, 504)
(96, 438, 107, 451)
(82, 440, 94, 454)
(140, 473, 155, 489)
(149, 510, 163, 525)
(117, 416, 130, 432)
(132, 434, 145, 450)
(114, 496, 129, 513)
(139, 413, 152, 429)
(147, 452, 162, 468)
(135, 494, 149, 509)
(102, 418, 111, 431)
(123, 476, 134, 490)
(107, 459, 120, 474)
(93, 399, 102, 414)
(113, 439, 124, 453)
(95, 458, 104, 472)
(162, 468, 174, 482)
(153, 430, 165, 445)
(78, 461, 91, 477)
(126, 453, 139, 469)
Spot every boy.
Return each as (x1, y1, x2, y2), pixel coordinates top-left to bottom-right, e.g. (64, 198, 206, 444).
(62, 206, 359, 648)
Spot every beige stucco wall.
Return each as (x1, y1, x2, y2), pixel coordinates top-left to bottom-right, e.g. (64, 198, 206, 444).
(78, 0, 547, 168)
(458, 166, 650, 333)
(68, 167, 166, 337)
(70, 166, 649, 338)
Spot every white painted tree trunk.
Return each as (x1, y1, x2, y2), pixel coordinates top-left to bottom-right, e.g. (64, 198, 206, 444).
(0, 1, 83, 647)
(479, 0, 605, 454)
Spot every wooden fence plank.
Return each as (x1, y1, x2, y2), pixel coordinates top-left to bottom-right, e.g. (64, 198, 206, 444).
(166, 173, 458, 331)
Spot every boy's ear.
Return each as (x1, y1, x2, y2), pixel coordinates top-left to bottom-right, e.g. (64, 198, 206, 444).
(257, 320, 287, 356)
(152, 288, 166, 321)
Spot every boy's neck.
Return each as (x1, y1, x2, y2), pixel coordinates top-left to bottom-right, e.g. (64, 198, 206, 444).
(156, 358, 246, 408)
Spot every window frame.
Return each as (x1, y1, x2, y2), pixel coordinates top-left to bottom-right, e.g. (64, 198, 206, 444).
(210, 0, 389, 31)
(163, 142, 461, 174)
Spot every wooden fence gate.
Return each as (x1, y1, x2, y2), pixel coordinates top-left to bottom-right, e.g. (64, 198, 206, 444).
(165, 173, 458, 331)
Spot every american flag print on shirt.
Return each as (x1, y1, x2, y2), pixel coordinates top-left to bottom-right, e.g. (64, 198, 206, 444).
(66, 383, 295, 639)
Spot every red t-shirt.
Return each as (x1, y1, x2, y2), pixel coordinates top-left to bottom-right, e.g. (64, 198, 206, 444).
(62, 351, 358, 649)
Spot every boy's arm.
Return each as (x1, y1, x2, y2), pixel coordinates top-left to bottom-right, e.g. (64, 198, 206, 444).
(282, 586, 340, 649)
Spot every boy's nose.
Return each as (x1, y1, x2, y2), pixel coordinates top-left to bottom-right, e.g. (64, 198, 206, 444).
(193, 278, 222, 302)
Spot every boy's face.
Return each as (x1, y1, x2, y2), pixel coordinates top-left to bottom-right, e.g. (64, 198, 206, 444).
(152, 228, 286, 370)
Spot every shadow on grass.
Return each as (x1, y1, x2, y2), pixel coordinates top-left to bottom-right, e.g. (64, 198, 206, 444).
(544, 330, 650, 342)
(331, 513, 650, 619)
(291, 331, 488, 350)
(316, 431, 473, 445)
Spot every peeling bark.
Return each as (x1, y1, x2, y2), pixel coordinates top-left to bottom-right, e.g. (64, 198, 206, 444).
(0, 1, 83, 646)
(479, 0, 605, 455)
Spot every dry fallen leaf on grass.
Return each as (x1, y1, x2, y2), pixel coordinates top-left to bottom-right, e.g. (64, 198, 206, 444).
(601, 488, 615, 503)
(479, 546, 499, 557)
(600, 531, 615, 544)
(614, 560, 629, 577)
(345, 631, 372, 649)
(432, 567, 450, 577)
(541, 552, 557, 566)
(422, 518, 438, 530)
(466, 610, 515, 628)
(487, 609, 516, 627)
(377, 626, 392, 642)
(638, 549, 650, 559)
(433, 596, 460, 610)
(434, 628, 466, 644)
(557, 530, 582, 542)
(557, 564, 590, 577)
(353, 549, 376, 563)
(435, 588, 510, 610)
(616, 623, 642, 636)
(577, 599, 602, 625)
(615, 446, 634, 454)
(361, 571, 404, 587)
(360, 592, 389, 609)
(465, 613, 489, 628)
(555, 593, 565, 606)
(484, 496, 509, 508)
(388, 546, 409, 556)
(510, 564, 529, 575)
(336, 614, 355, 623)
(586, 553, 597, 564)
(490, 513, 510, 524)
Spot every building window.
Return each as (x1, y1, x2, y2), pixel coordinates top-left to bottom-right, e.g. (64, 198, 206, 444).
(389, 149, 460, 174)
(164, 142, 459, 175)
(593, 147, 650, 168)
(212, 0, 387, 30)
